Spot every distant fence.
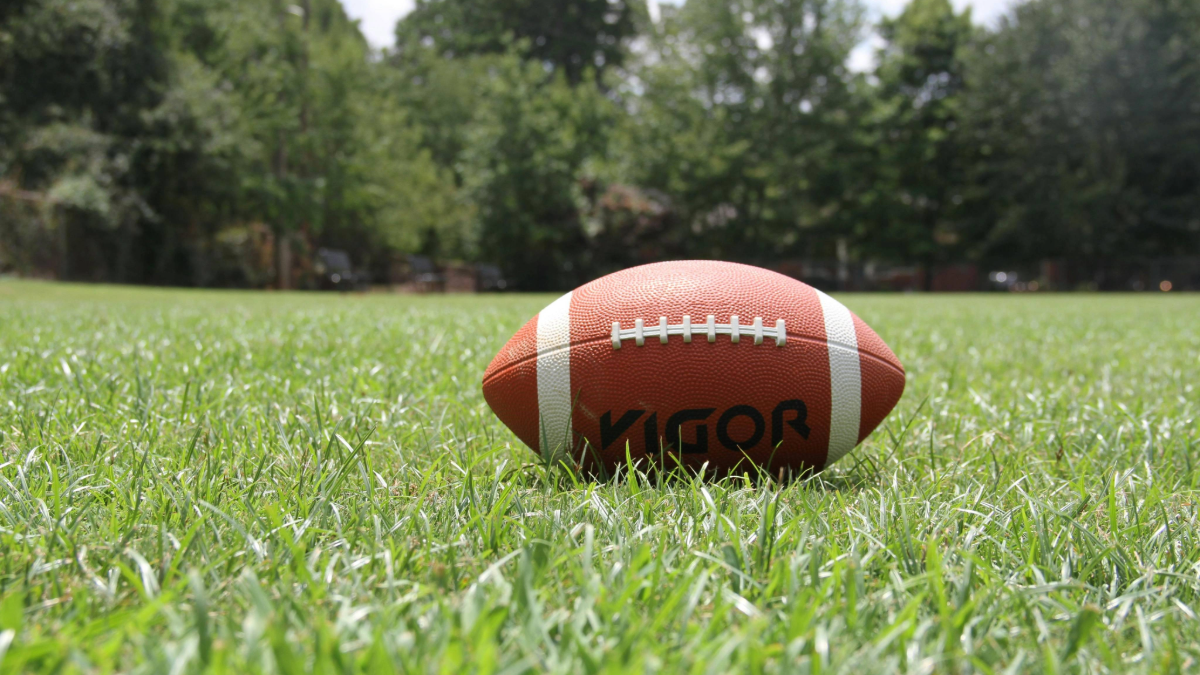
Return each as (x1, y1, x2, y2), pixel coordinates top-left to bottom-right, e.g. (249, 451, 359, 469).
(386, 256, 508, 293)
(769, 258, 1200, 292)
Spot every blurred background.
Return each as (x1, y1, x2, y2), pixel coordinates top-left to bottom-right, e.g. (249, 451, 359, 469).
(1, 0, 1197, 293)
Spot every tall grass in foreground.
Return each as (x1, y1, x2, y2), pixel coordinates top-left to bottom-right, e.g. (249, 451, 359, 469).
(0, 281, 1198, 674)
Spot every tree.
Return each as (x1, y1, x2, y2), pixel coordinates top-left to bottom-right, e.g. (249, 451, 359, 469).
(394, 0, 641, 85)
(0, 0, 247, 283)
(860, 0, 974, 287)
(167, 0, 466, 283)
(338, 66, 474, 261)
(0, 0, 465, 286)
(205, 0, 357, 287)
(390, 0, 643, 287)
(460, 55, 616, 289)
(959, 0, 1200, 268)
(616, 0, 868, 263)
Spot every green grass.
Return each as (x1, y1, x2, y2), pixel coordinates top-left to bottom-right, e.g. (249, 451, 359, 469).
(1, 280, 1198, 674)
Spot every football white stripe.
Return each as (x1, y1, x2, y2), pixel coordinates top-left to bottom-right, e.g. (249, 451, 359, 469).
(816, 290, 861, 466)
(536, 291, 574, 463)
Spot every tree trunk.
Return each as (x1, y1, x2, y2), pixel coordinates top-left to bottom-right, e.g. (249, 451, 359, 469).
(836, 237, 850, 291)
(273, 121, 290, 289)
(57, 214, 70, 281)
(278, 231, 291, 290)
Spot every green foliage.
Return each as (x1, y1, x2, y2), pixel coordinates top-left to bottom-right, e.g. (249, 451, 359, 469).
(2, 282, 1199, 671)
(958, 0, 1200, 262)
(395, 0, 640, 84)
(461, 56, 615, 289)
(615, 0, 869, 261)
(0, 0, 462, 285)
(859, 0, 974, 281)
(346, 81, 474, 256)
(388, 50, 492, 173)
(2, 0, 1198, 288)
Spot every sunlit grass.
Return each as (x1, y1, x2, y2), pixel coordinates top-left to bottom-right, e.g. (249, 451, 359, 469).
(1, 280, 1198, 673)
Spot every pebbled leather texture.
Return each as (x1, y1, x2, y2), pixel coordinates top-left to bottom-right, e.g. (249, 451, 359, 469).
(482, 260, 905, 476)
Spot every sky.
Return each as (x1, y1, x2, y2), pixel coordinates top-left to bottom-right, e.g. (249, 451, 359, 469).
(342, 0, 1018, 53)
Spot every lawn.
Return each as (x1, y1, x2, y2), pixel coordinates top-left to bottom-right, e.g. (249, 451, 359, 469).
(0, 280, 1198, 674)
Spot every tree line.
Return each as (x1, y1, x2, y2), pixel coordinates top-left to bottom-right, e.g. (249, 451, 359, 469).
(1, 0, 1197, 290)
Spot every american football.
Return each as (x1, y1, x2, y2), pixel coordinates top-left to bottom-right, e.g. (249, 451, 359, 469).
(482, 260, 906, 476)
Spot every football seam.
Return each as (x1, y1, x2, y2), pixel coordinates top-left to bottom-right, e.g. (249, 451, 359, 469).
(482, 333, 904, 385)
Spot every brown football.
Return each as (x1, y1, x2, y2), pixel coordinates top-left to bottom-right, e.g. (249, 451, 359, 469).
(482, 260, 905, 476)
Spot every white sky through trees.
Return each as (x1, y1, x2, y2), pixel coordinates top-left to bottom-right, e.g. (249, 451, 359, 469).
(341, 0, 1018, 52)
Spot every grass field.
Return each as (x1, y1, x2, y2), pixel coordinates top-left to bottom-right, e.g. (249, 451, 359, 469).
(0, 280, 1198, 674)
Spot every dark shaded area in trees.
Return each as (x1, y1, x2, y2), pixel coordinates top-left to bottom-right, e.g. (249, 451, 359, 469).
(1, 0, 1198, 291)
